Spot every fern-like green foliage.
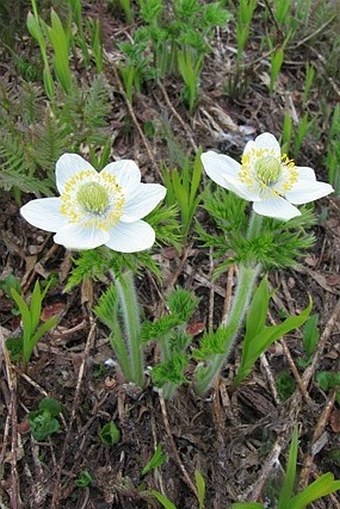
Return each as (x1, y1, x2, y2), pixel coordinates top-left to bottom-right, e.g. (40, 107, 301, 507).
(151, 353, 189, 388)
(0, 75, 112, 196)
(65, 246, 162, 293)
(197, 187, 316, 274)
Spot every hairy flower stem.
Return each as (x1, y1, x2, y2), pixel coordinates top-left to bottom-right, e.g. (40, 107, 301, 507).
(113, 271, 144, 387)
(194, 212, 263, 395)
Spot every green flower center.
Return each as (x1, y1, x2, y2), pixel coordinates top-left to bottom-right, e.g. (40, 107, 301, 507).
(255, 156, 281, 186)
(77, 182, 109, 214)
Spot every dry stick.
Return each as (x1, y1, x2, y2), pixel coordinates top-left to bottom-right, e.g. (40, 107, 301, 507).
(299, 388, 337, 488)
(1, 329, 21, 509)
(259, 353, 280, 405)
(158, 394, 198, 500)
(157, 80, 198, 151)
(106, 52, 163, 181)
(50, 320, 97, 509)
(243, 298, 340, 502)
(281, 338, 311, 404)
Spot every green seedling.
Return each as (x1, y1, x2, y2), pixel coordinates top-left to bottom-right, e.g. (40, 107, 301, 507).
(276, 371, 296, 401)
(177, 49, 204, 112)
(326, 103, 340, 195)
(234, 277, 312, 386)
(141, 443, 167, 476)
(87, 18, 103, 73)
(162, 149, 203, 241)
(9, 280, 58, 366)
(47, 9, 73, 94)
(236, 0, 257, 64)
(27, 4, 55, 99)
(302, 62, 315, 106)
(28, 397, 62, 441)
(142, 288, 198, 398)
(151, 469, 205, 508)
(75, 470, 93, 488)
(298, 313, 319, 367)
(316, 371, 340, 403)
(99, 422, 121, 445)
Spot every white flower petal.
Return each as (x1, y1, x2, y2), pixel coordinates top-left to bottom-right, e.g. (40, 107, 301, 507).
(255, 133, 281, 155)
(253, 196, 301, 220)
(105, 220, 155, 252)
(54, 224, 109, 249)
(100, 160, 141, 197)
(296, 166, 316, 181)
(285, 181, 334, 205)
(20, 198, 67, 232)
(201, 151, 261, 201)
(243, 140, 256, 156)
(56, 154, 96, 194)
(121, 183, 166, 222)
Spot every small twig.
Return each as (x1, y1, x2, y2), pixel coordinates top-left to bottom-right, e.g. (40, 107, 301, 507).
(259, 353, 280, 405)
(50, 320, 97, 509)
(158, 394, 198, 499)
(281, 338, 311, 404)
(157, 80, 198, 151)
(241, 436, 285, 501)
(2, 329, 21, 509)
(299, 388, 337, 488)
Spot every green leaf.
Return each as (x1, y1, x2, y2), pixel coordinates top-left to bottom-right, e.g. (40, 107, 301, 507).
(278, 427, 298, 509)
(25, 316, 58, 364)
(289, 473, 340, 509)
(150, 490, 177, 509)
(236, 299, 312, 385)
(30, 280, 42, 333)
(195, 470, 206, 509)
(244, 277, 271, 346)
(10, 288, 32, 350)
(28, 408, 60, 441)
(302, 313, 319, 357)
(141, 443, 167, 476)
(99, 422, 121, 445)
(38, 397, 62, 417)
(75, 470, 93, 488)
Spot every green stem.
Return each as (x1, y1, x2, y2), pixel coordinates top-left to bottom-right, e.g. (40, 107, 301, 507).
(194, 263, 261, 395)
(114, 271, 144, 387)
(194, 212, 264, 395)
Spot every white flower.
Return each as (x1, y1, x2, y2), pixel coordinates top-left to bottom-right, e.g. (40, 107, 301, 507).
(201, 133, 334, 220)
(20, 154, 166, 252)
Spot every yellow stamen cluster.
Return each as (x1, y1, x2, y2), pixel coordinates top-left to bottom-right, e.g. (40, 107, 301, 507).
(239, 148, 298, 195)
(60, 169, 125, 231)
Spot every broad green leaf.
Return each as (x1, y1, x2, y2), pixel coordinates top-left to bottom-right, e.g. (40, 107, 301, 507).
(195, 470, 206, 509)
(244, 277, 271, 350)
(30, 280, 42, 333)
(26, 316, 58, 363)
(236, 299, 312, 384)
(141, 443, 167, 476)
(289, 473, 340, 509)
(150, 490, 177, 509)
(11, 288, 32, 346)
(302, 313, 319, 357)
